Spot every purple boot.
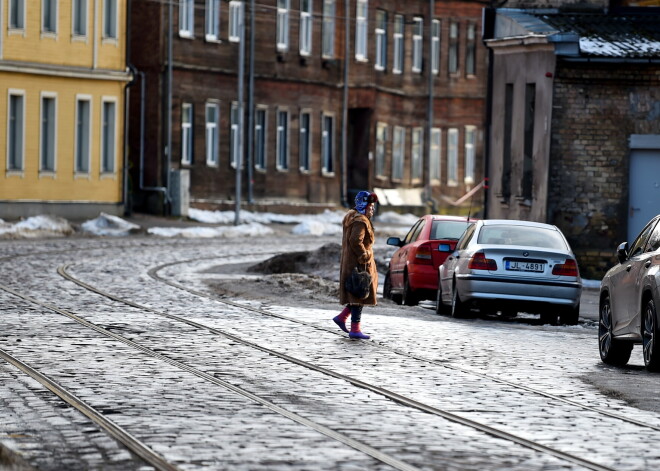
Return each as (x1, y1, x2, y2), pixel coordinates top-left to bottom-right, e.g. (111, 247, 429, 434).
(333, 306, 350, 333)
(349, 322, 370, 340)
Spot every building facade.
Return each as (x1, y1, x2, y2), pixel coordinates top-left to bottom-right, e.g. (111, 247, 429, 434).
(128, 0, 489, 216)
(0, 0, 130, 219)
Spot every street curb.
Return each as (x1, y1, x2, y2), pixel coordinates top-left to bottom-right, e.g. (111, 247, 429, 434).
(0, 441, 35, 471)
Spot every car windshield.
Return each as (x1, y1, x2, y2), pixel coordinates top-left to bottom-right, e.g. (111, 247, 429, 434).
(478, 225, 568, 250)
(430, 220, 473, 241)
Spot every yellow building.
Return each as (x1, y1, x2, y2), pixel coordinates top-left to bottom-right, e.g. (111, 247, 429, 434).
(0, 0, 130, 219)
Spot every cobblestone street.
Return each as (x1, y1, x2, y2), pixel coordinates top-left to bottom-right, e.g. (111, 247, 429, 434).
(1, 233, 660, 471)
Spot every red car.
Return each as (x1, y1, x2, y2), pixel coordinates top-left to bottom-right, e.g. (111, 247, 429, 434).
(384, 215, 476, 305)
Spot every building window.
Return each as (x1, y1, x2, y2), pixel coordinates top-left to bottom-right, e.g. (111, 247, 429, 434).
(322, 0, 335, 58)
(299, 111, 311, 172)
(392, 126, 405, 181)
(8, 92, 25, 171)
(206, 0, 221, 41)
(277, 0, 290, 52)
(230, 102, 241, 168)
(73, 0, 87, 36)
(179, 0, 194, 37)
(375, 10, 387, 71)
(375, 122, 388, 178)
(10, 0, 25, 29)
(103, 0, 117, 39)
(466, 23, 476, 76)
(431, 20, 440, 75)
(464, 126, 476, 185)
(523, 84, 536, 199)
(181, 103, 193, 165)
(101, 100, 116, 173)
(502, 83, 513, 200)
(393, 15, 404, 74)
(322, 114, 334, 174)
(449, 22, 459, 74)
(355, 0, 368, 61)
(430, 128, 441, 183)
(411, 127, 423, 181)
(300, 0, 313, 56)
(40, 95, 56, 172)
(254, 107, 267, 170)
(412, 17, 423, 73)
(276, 109, 289, 170)
(205, 103, 219, 166)
(75, 97, 91, 173)
(229, 1, 242, 42)
(447, 128, 458, 186)
(42, 0, 57, 33)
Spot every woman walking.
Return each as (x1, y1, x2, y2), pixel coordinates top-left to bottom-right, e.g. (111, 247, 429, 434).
(333, 191, 379, 339)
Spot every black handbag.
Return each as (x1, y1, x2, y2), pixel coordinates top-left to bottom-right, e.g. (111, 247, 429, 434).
(345, 264, 371, 299)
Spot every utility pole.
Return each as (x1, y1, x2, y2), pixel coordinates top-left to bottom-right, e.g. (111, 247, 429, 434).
(246, 0, 255, 203)
(234, 1, 245, 226)
(341, 0, 350, 207)
(424, 0, 435, 213)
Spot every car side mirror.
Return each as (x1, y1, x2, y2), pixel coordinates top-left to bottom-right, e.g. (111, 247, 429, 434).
(438, 243, 452, 252)
(616, 242, 629, 264)
(387, 237, 403, 247)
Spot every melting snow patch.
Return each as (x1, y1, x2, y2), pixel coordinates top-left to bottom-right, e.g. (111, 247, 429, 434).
(291, 220, 342, 236)
(82, 213, 141, 237)
(0, 215, 74, 239)
(147, 222, 273, 238)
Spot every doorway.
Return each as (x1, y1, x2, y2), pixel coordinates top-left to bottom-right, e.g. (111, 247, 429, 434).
(347, 108, 373, 203)
(628, 137, 660, 241)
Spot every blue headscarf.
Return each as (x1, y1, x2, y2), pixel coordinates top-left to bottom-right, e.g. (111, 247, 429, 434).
(354, 191, 377, 215)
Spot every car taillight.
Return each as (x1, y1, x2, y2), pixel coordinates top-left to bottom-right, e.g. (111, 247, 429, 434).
(414, 245, 433, 265)
(552, 259, 579, 277)
(468, 252, 497, 270)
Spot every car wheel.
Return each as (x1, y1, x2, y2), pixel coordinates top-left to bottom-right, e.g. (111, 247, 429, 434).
(451, 284, 467, 318)
(435, 279, 449, 315)
(559, 304, 580, 326)
(383, 272, 393, 300)
(402, 276, 418, 306)
(540, 311, 559, 325)
(599, 294, 633, 366)
(642, 298, 660, 372)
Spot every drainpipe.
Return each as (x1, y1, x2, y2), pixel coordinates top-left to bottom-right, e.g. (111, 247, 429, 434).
(340, 0, 350, 207)
(164, 0, 173, 214)
(246, 0, 255, 203)
(424, 0, 435, 213)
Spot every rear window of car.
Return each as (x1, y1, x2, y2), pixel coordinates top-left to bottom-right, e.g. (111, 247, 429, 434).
(431, 220, 473, 241)
(478, 225, 568, 250)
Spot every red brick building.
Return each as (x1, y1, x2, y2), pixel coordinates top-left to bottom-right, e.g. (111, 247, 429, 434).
(127, 0, 489, 216)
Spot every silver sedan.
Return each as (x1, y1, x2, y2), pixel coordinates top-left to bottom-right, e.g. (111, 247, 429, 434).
(436, 219, 582, 325)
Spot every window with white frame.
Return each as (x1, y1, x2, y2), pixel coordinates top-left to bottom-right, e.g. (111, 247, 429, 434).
(464, 126, 476, 184)
(392, 126, 405, 181)
(411, 127, 423, 181)
(449, 22, 459, 74)
(276, 109, 289, 170)
(393, 15, 404, 74)
(277, 0, 290, 52)
(40, 94, 56, 172)
(300, 0, 313, 56)
(375, 10, 387, 71)
(8, 92, 25, 171)
(42, 0, 57, 33)
(229, 1, 242, 42)
(447, 128, 458, 185)
(412, 17, 423, 73)
(254, 107, 267, 170)
(322, 0, 335, 58)
(75, 97, 91, 173)
(73, 0, 87, 36)
(430, 127, 441, 183)
(299, 111, 311, 171)
(206, 0, 221, 41)
(205, 103, 219, 166)
(230, 102, 241, 168)
(355, 0, 368, 61)
(322, 114, 334, 174)
(101, 99, 117, 173)
(10, 0, 25, 29)
(466, 23, 476, 76)
(103, 0, 117, 39)
(179, 0, 194, 37)
(375, 122, 387, 178)
(431, 20, 440, 75)
(181, 103, 193, 165)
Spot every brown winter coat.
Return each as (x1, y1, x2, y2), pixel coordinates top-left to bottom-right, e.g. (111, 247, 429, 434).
(339, 209, 378, 306)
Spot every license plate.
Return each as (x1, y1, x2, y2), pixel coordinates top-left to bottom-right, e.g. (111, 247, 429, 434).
(505, 260, 545, 272)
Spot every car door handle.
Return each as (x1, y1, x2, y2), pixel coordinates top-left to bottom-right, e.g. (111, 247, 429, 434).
(626, 264, 632, 272)
(646, 260, 652, 268)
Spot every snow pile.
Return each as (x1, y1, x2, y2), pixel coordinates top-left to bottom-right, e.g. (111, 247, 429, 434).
(189, 208, 345, 225)
(0, 215, 74, 239)
(147, 222, 273, 238)
(375, 211, 419, 225)
(291, 220, 343, 236)
(81, 213, 141, 237)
